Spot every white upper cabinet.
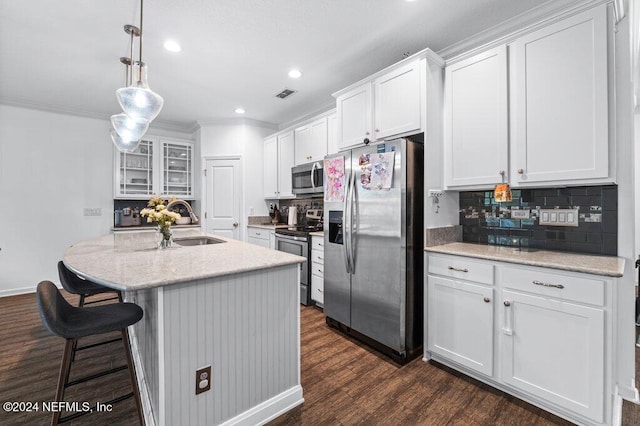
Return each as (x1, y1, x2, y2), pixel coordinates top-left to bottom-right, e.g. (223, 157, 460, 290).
(114, 136, 194, 199)
(373, 61, 422, 140)
(510, 5, 609, 185)
(336, 83, 372, 150)
(327, 113, 338, 155)
(263, 136, 278, 198)
(160, 140, 194, 198)
(263, 132, 295, 199)
(295, 117, 327, 165)
(445, 46, 508, 188)
(335, 57, 424, 150)
(444, 4, 611, 189)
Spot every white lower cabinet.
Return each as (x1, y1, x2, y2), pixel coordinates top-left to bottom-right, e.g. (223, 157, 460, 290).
(501, 289, 604, 422)
(427, 276, 494, 376)
(426, 253, 611, 425)
(247, 227, 270, 248)
(311, 235, 324, 305)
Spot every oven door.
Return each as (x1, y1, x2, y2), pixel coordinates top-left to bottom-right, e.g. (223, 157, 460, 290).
(292, 161, 324, 195)
(275, 234, 310, 305)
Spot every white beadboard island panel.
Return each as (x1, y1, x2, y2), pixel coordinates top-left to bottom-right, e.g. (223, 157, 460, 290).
(130, 265, 302, 426)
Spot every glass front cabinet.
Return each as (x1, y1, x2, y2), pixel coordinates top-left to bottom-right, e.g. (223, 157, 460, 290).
(114, 136, 195, 199)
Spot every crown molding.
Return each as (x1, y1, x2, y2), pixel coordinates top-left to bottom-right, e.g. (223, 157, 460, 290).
(437, 0, 610, 63)
(277, 102, 336, 131)
(0, 96, 110, 121)
(0, 96, 199, 134)
(196, 117, 278, 130)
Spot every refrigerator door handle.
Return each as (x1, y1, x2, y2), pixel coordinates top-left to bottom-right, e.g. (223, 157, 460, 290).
(311, 162, 317, 189)
(349, 169, 357, 273)
(343, 169, 352, 274)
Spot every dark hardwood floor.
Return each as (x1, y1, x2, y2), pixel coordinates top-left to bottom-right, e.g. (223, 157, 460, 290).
(1, 293, 638, 425)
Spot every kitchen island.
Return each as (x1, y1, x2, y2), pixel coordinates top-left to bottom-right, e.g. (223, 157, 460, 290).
(64, 230, 306, 426)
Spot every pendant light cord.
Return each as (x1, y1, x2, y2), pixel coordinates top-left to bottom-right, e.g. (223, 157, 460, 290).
(138, 0, 144, 83)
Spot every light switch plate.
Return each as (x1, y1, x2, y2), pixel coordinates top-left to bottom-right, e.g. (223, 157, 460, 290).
(538, 209, 579, 227)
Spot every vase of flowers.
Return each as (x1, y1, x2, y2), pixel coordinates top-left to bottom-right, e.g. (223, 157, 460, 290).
(141, 196, 181, 249)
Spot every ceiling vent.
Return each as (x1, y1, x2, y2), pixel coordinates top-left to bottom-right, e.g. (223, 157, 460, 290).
(275, 88, 296, 99)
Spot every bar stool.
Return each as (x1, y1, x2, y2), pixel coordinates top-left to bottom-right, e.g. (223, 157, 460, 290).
(36, 280, 144, 425)
(57, 261, 122, 307)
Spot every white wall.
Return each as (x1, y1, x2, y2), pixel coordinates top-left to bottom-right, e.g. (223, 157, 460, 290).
(0, 104, 196, 296)
(0, 105, 114, 295)
(199, 121, 276, 241)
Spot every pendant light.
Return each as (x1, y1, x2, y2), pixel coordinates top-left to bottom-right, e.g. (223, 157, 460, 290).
(111, 34, 146, 152)
(116, 0, 164, 123)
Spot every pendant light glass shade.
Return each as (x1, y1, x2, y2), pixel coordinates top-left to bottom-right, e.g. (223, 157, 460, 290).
(116, 64, 164, 122)
(110, 130, 141, 153)
(111, 113, 149, 142)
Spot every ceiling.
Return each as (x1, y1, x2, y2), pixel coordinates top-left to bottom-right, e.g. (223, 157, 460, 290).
(0, 0, 580, 130)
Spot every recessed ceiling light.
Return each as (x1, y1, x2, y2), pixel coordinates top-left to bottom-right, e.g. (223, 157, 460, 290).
(163, 40, 181, 52)
(288, 69, 302, 79)
(235, 108, 245, 114)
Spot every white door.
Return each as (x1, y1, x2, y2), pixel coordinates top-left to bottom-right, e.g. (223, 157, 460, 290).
(277, 131, 295, 198)
(501, 289, 605, 422)
(427, 275, 494, 376)
(336, 83, 372, 150)
(445, 45, 508, 188)
(205, 158, 241, 239)
(373, 60, 421, 139)
(510, 5, 608, 184)
(263, 137, 278, 198)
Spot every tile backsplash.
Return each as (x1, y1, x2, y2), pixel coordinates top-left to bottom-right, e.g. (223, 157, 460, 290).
(460, 185, 617, 255)
(278, 198, 324, 226)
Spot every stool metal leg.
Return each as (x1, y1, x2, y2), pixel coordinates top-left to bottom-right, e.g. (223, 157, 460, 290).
(52, 339, 74, 426)
(122, 328, 144, 425)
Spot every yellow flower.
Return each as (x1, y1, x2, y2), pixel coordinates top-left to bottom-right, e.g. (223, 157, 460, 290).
(156, 204, 165, 211)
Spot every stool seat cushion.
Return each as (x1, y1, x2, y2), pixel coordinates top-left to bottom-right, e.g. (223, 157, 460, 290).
(58, 261, 114, 296)
(37, 281, 143, 339)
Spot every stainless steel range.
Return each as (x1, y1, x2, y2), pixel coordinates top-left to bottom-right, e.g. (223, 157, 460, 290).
(274, 210, 323, 306)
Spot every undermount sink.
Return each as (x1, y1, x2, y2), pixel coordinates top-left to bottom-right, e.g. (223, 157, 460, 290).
(173, 236, 226, 246)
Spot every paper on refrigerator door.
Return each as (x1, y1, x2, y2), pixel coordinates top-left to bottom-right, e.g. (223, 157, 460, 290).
(324, 156, 345, 202)
(359, 152, 394, 190)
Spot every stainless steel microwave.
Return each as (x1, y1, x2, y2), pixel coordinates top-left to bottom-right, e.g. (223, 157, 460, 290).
(292, 161, 323, 195)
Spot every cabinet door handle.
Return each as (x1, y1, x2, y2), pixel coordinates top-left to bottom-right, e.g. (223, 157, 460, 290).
(448, 266, 468, 273)
(532, 280, 564, 289)
(517, 168, 524, 174)
(483, 297, 491, 303)
(318, 289, 323, 293)
(318, 256, 323, 260)
(317, 269, 322, 273)
(499, 170, 505, 176)
(502, 300, 513, 335)
(255, 232, 261, 236)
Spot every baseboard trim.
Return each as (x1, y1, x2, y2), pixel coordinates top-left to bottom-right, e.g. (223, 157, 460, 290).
(220, 385, 304, 426)
(612, 390, 622, 426)
(0, 286, 36, 298)
(128, 326, 156, 426)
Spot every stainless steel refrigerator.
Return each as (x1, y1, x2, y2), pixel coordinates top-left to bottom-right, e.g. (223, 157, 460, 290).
(323, 137, 423, 364)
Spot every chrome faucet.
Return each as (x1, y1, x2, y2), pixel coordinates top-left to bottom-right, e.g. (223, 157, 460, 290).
(166, 199, 199, 224)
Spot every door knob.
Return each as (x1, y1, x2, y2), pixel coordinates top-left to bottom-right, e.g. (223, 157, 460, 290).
(233, 222, 239, 227)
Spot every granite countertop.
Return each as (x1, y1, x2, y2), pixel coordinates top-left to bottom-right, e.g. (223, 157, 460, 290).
(425, 242, 625, 277)
(247, 223, 289, 229)
(309, 231, 324, 237)
(64, 230, 306, 291)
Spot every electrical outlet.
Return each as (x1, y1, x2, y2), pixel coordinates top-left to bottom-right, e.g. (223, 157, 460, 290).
(511, 209, 530, 219)
(195, 365, 211, 395)
(83, 208, 102, 216)
(428, 189, 444, 198)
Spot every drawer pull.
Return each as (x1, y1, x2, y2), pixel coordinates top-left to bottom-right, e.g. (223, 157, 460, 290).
(318, 256, 323, 260)
(448, 266, 468, 273)
(318, 289, 323, 293)
(317, 269, 322, 273)
(532, 280, 564, 289)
